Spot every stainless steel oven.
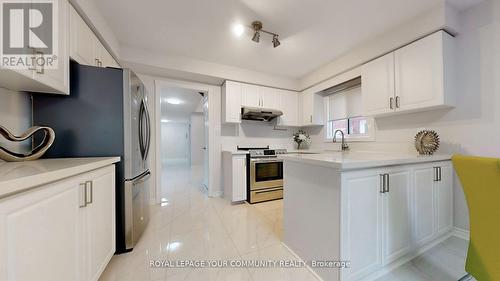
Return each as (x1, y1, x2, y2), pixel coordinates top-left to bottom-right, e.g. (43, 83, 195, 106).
(248, 149, 286, 203)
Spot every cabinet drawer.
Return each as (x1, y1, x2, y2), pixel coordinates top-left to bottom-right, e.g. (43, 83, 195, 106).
(250, 187, 283, 203)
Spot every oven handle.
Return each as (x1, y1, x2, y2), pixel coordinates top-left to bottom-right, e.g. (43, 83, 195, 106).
(250, 159, 283, 163)
(254, 187, 283, 194)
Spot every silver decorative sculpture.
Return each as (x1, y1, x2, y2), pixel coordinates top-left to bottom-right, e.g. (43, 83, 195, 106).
(0, 125, 55, 162)
(414, 130, 440, 155)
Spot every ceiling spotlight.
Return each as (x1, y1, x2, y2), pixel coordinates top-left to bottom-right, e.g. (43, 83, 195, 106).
(250, 20, 281, 47)
(272, 35, 280, 48)
(252, 31, 260, 43)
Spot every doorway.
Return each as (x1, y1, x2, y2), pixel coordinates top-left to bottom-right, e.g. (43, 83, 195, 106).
(158, 85, 209, 199)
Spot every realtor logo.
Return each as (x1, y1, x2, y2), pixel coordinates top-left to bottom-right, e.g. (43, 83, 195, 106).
(0, 0, 58, 69)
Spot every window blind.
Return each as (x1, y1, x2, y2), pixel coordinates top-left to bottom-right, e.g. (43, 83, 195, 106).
(327, 86, 362, 121)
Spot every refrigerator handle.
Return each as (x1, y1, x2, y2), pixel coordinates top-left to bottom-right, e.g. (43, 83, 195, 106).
(143, 99, 151, 160)
(138, 100, 146, 160)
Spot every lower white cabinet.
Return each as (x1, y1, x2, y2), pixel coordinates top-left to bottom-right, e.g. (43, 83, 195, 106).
(342, 161, 453, 281)
(0, 165, 115, 281)
(223, 152, 247, 202)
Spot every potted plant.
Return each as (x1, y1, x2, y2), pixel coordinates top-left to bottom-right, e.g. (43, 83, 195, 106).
(292, 129, 311, 150)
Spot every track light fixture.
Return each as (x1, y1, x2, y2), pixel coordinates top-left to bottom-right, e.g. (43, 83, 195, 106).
(250, 21, 281, 48)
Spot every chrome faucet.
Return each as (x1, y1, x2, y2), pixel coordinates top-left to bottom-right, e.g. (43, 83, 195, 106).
(333, 129, 349, 151)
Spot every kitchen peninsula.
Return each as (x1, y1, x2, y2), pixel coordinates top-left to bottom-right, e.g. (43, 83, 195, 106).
(282, 151, 454, 281)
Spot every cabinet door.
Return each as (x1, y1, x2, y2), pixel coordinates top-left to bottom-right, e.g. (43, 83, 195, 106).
(278, 89, 299, 126)
(85, 169, 115, 281)
(232, 155, 247, 202)
(436, 164, 453, 235)
(300, 91, 323, 126)
(241, 84, 261, 107)
(395, 32, 444, 112)
(413, 167, 435, 246)
(222, 81, 242, 123)
(343, 172, 383, 280)
(260, 86, 280, 109)
(33, 0, 70, 94)
(383, 170, 411, 264)
(0, 180, 82, 281)
(69, 5, 96, 66)
(361, 52, 395, 116)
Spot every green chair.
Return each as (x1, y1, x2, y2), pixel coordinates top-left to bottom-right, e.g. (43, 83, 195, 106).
(452, 155, 500, 281)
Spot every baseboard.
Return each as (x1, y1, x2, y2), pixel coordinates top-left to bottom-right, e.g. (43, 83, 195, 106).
(281, 242, 326, 281)
(452, 227, 470, 241)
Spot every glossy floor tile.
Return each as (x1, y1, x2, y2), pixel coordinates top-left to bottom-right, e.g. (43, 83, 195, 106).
(99, 163, 318, 281)
(100, 163, 471, 281)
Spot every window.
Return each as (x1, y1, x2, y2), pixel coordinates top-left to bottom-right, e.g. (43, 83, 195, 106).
(324, 84, 374, 141)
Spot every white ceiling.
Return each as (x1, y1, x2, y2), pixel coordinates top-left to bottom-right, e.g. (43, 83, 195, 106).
(160, 86, 203, 122)
(91, 0, 481, 79)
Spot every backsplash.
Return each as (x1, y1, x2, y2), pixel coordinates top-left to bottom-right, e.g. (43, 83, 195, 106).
(0, 88, 32, 160)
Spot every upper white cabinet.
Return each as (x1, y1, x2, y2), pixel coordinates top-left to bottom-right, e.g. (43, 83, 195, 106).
(241, 84, 261, 108)
(222, 81, 242, 123)
(241, 84, 280, 109)
(0, 0, 70, 95)
(362, 31, 455, 117)
(221, 80, 301, 125)
(277, 89, 300, 127)
(361, 53, 395, 116)
(0, 165, 115, 281)
(300, 90, 324, 126)
(69, 5, 120, 68)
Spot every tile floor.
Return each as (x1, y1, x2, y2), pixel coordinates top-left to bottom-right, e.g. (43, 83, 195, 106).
(99, 163, 471, 281)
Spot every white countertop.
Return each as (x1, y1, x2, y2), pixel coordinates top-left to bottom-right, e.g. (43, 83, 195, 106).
(281, 151, 452, 170)
(0, 157, 120, 199)
(222, 150, 249, 155)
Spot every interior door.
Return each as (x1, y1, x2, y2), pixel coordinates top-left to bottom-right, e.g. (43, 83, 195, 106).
(202, 95, 209, 189)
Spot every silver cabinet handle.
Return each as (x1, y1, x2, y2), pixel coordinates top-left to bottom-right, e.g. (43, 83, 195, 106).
(389, 97, 394, 109)
(85, 181, 93, 204)
(438, 167, 442, 181)
(79, 183, 87, 208)
(379, 174, 385, 193)
(95, 58, 100, 66)
(385, 174, 390, 193)
(395, 96, 400, 108)
(433, 167, 438, 181)
(310, 115, 313, 123)
(434, 166, 442, 182)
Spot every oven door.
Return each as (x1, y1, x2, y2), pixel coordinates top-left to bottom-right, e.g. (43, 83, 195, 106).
(250, 158, 283, 191)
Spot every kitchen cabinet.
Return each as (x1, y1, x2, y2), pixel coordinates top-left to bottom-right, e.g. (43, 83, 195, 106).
(361, 53, 395, 116)
(221, 81, 242, 123)
(361, 31, 455, 117)
(241, 84, 261, 108)
(69, 5, 120, 68)
(241, 84, 280, 109)
(0, 165, 116, 281)
(412, 162, 453, 247)
(299, 90, 324, 126)
(277, 89, 300, 127)
(0, 0, 70, 95)
(341, 161, 452, 280)
(343, 171, 383, 280)
(222, 152, 247, 202)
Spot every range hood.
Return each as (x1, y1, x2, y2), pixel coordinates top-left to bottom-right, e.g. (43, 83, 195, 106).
(241, 106, 283, 122)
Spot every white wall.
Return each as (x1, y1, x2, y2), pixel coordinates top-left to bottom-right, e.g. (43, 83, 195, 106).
(190, 113, 205, 165)
(0, 88, 32, 161)
(221, 122, 296, 151)
(307, 0, 500, 231)
(161, 122, 190, 164)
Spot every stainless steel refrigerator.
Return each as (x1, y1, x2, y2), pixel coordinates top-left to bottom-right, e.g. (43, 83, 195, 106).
(32, 61, 151, 253)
